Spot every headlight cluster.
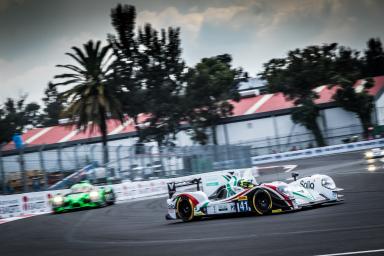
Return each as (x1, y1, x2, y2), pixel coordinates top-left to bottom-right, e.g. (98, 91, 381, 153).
(89, 191, 100, 201)
(365, 151, 374, 159)
(52, 196, 64, 206)
(321, 177, 336, 190)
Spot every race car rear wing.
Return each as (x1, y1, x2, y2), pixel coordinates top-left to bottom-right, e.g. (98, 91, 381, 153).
(167, 178, 202, 198)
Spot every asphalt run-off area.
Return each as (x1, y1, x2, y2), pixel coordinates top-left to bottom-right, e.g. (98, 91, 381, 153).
(1, 150, 384, 256)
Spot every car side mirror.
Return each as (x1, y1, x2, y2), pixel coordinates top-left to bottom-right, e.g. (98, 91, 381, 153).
(291, 172, 299, 181)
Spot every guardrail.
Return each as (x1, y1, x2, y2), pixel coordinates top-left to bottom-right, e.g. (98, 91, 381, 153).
(251, 138, 384, 165)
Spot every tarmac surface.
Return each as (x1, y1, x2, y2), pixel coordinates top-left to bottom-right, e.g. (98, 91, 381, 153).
(1, 150, 384, 256)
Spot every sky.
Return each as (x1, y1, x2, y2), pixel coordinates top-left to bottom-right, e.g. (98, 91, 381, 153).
(0, 0, 383, 104)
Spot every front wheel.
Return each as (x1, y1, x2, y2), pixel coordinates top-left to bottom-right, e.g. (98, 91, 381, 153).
(252, 189, 272, 215)
(176, 196, 195, 222)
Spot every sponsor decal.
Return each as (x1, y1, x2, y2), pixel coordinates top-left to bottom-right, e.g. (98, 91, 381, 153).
(0, 204, 21, 215)
(217, 204, 228, 212)
(22, 194, 48, 212)
(0, 198, 22, 217)
(237, 195, 248, 201)
(237, 200, 249, 212)
(300, 180, 315, 190)
(206, 182, 219, 186)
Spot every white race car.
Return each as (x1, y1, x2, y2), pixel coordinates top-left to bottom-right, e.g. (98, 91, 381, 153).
(364, 148, 384, 160)
(166, 170, 343, 222)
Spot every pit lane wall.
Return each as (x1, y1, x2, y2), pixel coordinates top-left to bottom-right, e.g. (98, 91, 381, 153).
(251, 138, 384, 165)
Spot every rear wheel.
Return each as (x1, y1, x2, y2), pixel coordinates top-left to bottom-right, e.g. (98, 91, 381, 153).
(176, 196, 195, 222)
(106, 192, 116, 205)
(252, 189, 272, 215)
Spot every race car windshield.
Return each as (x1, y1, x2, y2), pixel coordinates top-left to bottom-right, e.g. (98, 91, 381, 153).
(70, 185, 93, 193)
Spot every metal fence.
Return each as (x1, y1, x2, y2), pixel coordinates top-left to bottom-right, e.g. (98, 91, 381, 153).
(0, 123, 375, 195)
(0, 144, 252, 194)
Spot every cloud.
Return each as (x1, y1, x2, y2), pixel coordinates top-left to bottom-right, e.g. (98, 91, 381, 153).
(0, 0, 25, 12)
(1, 0, 383, 105)
(137, 5, 246, 40)
(0, 58, 56, 104)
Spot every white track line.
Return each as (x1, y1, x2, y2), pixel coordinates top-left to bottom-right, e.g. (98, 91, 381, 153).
(315, 249, 384, 256)
(284, 165, 298, 172)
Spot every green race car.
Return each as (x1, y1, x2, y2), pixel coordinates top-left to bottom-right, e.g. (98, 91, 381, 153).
(51, 181, 115, 213)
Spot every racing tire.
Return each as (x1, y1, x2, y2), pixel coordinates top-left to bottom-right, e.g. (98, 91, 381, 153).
(252, 189, 272, 215)
(106, 192, 116, 205)
(176, 196, 195, 222)
(98, 200, 108, 208)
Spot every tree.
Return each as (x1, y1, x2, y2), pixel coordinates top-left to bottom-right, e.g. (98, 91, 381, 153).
(135, 24, 187, 146)
(0, 98, 25, 144)
(184, 54, 243, 145)
(363, 38, 384, 77)
(0, 96, 41, 144)
(41, 82, 65, 126)
(260, 44, 340, 146)
(329, 47, 375, 139)
(332, 77, 374, 138)
(108, 4, 144, 132)
(109, 4, 187, 147)
(54, 40, 124, 165)
(24, 102, 41, 127)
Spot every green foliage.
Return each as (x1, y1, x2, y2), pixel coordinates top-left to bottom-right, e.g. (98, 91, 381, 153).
(332, 77, 374, 138)
(137, 24, 185, 145)
(259, 44, 341, 146)
(291, 99, 324, 146)
(54, 40, 124, 164)
(184, 54, 243, 145)
(109, 4, 186, 146)
(328, 43, 376, 138)
(136, 25, 186, 146)
(363, 38, 384, 77)
(108, 4, 143, 125)
(0, 96, 41, 144)
(40, 82, 65, 126)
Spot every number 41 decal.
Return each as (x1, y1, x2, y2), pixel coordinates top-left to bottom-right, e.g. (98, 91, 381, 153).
(237, 201, 249, 212)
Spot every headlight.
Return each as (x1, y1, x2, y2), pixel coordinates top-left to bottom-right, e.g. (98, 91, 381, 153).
(52, 196, 64, 206)
(365, 151, 374, 159)
(89, 191, 99, 201)
(321, 177, 336, 190)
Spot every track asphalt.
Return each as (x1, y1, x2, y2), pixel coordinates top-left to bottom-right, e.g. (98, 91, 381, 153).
(1, 150, 384, 256)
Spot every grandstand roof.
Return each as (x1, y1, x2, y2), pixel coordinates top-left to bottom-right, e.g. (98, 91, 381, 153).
(4, 76, 384, 150)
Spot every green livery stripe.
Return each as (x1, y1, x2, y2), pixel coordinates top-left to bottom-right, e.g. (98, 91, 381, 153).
(233, 176, 238, 186)
(293, 191, 314, 200)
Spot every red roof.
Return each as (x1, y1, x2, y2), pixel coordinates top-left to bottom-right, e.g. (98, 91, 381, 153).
(31, 126, 74, 145)
(5, 75, 384, 148)
(256, 93, 294, 113)
(230, 96, 264, 116)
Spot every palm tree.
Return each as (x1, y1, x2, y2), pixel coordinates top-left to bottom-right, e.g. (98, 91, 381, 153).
(55, 40, 124, 165)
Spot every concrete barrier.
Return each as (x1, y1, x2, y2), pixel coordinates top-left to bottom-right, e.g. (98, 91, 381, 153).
(251, 138, 384, 165)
